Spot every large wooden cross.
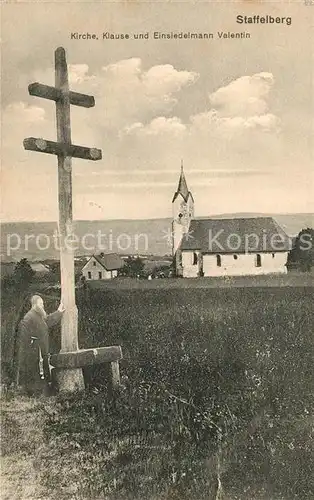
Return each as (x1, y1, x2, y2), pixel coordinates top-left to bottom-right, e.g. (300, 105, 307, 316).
(23, 47, 122, 392)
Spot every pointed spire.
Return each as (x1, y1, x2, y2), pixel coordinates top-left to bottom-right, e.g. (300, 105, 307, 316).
(176, 160, 189, 200)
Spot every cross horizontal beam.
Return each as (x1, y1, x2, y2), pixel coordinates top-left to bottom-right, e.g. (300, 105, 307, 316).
(23, 137, 102, 161)
(28, 82, 95, 108)
(50, 346, 123, 369)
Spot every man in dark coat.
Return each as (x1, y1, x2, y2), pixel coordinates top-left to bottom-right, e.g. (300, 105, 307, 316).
(16, 295, 65, 395)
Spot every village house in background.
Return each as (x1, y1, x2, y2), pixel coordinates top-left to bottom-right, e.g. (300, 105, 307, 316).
(81, 253, 124, 280)
(172, 165, 292, 278)
(29, 262, 50, 276)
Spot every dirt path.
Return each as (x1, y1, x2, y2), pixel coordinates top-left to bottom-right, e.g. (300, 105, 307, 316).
(1, 395, 51, 500)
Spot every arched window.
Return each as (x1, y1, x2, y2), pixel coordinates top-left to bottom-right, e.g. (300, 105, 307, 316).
(256, 254, 262, 267)
(216, 255, 221, 267)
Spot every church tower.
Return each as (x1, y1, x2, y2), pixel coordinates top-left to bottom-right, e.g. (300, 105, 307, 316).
(172, 161, 194, 275)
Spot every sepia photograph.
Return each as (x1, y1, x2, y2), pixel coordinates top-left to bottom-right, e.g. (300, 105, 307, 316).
(1, 1, 313, 499)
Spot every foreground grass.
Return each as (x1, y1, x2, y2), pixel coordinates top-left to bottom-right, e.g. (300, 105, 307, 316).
(2, 286, 314, 499)
(1, 395, 49, 500)
(2, 383, 313, 500)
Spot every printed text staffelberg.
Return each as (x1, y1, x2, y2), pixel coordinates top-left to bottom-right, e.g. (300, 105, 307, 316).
(236, 15, 292, 25)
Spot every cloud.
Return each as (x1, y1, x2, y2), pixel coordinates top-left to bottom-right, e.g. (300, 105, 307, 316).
(68, 64, 96, 85)
(209, 72, 275, 118)
(101, 58, 198, 100)
(4, 102, 45, 123)
(243, 113, 280, 131)
(124, 72, 279, 140)
(102, 57, 142, 77)
(2, 67, 285, 223)
(117, 71, 282, 175)
(190, 110, 280, 135)
(28, 57, 198, 136)
(76, 168, 267, 177)
(142, 64, 198, 98)
(2, 101, 51, 158)
(77, 179, 224, 194)
(73, 58, 198, 131)
(189, 72, 280, 137)
(123, 116, 186, 137)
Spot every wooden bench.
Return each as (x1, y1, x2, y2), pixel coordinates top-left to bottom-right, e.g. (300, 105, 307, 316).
(50, 346, 123, 391)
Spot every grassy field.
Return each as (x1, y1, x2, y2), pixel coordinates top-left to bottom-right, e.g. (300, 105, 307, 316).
(1, 283, 314, 499)
(87, 272, 314, 290)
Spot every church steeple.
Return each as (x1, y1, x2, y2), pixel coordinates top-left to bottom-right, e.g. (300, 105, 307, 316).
(177, 160, 189, 200)
(171, 161, 194, 261)
(172, 160, 190, 202)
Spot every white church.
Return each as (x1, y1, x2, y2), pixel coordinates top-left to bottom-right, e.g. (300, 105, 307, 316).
(172, 166, 291, 278)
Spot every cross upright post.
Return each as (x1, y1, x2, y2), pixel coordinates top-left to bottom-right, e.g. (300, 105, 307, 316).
(55, 48, 83, 390)
(23, 47, 104, 393)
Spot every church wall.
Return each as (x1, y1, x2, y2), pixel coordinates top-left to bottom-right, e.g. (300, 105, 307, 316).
(182, 250, 201, 278)
(201, 252, 288, 277)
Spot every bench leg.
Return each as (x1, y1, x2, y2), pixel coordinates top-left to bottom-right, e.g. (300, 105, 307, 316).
(110, 360, 120, 390)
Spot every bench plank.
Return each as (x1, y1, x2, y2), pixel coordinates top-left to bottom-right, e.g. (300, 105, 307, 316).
(50, 346, 122, 369)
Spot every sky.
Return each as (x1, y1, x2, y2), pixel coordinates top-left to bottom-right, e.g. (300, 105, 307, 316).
(1, 0, 313, 222)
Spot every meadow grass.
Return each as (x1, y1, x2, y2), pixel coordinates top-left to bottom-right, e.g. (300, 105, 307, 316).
(2, 285, 314, 499)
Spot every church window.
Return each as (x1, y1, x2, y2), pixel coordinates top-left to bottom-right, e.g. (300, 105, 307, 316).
(233, 255, 238, 260)
(87, 271, 91, 279)
(98, 271, 102, 279)
(256, 254, 262, 267)
(93, 261, 96, 266)
(216, 255, 221, 267)
(193, 252, 198, 265)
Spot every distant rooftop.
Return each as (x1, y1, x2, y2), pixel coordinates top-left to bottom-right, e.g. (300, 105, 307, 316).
(93, 253, 125, 270)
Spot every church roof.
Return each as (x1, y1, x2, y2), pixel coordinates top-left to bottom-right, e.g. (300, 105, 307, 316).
(92, 253, 125, 270)
(172, 163, 193, 203)
(180, 217, 292, 253)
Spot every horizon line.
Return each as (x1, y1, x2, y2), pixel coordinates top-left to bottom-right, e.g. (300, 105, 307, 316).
(1, 212, 313, 224)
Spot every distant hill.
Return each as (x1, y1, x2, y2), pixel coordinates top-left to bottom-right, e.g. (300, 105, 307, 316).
(208, 213, 314, 237)
(1, 219, 173, 262)
(1, 213, 313, 262)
